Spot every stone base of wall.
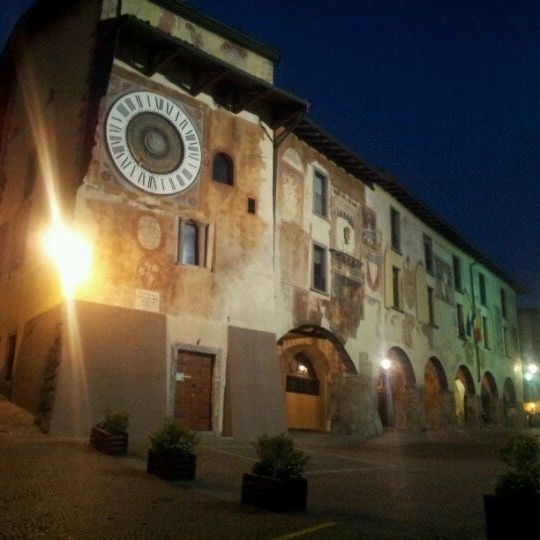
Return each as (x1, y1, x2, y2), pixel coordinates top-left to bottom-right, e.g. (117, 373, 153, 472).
(330, 374, 383, 438)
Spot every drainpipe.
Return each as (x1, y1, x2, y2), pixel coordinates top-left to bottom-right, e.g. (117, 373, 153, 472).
(265, 112, 307, 266)
(116, 0, 123, 18)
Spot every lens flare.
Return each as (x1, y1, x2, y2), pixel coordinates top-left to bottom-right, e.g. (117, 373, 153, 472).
(43, 222, 92, 296)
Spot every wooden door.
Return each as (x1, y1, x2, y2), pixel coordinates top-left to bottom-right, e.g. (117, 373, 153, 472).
(175, 350, 214, 431)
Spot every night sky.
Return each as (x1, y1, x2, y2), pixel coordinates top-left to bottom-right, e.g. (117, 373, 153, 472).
(2, 0, 539, 307)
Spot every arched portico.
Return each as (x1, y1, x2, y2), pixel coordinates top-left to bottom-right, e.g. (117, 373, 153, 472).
(278, 326, 377, 435)
(378, 347, 421, 430)
(481, 371, 499, 424)
(424, 357, 453, 430)
(454, 365, 477, 427)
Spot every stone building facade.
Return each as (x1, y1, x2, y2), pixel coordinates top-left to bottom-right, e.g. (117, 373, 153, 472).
(0, 0, 525, 445)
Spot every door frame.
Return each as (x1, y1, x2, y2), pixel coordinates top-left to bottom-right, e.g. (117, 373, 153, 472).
(169, 343, 223, 434)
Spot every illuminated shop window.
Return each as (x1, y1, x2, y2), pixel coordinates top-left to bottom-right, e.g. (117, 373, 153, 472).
(286, 354, 319, 395)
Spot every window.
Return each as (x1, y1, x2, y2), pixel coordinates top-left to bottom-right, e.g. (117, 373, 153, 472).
(5, 333, 16, 381)
(479, 273, 486, 305)
(482, 316, 489, 348)
(457, 303, 465, 338)
(390, 207, 400, 252)
(212, 152, 234, 185)
(313, 169, 328, 217)
(177, 220, 207, 267)
(392, 266, 401, 309)
(286, 354, 319, 395)
(424, 235, 433, 274)
(500, 288, 507, 319)
(427, 286, 435, 325)
(247, 197, 257, 214)
(312, 243, 327, 293)
(452, 255, 462, 290)
(503, 326, 511, 357)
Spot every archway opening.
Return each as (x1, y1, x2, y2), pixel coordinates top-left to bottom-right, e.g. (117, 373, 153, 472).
(424, 356, 448, 430)
(454, 365, 475, 426)
(481, 371, 499, 424)
(378, 347, 416, 429)
(278, 326, 357, 433)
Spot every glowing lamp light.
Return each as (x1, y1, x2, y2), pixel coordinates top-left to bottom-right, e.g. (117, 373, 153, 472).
(527, 363, 538, 375)
(297, 363, 308, 374)
(525, 372, 533, 382)
(43, 222, 93, 296)
(381, 358, 392, 371)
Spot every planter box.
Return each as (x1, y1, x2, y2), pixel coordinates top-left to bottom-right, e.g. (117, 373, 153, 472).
(241, 473, 307, 513)
(89, 426, 128, 456)
(146, 449, 196, 481)
(483, 494, 540, 539)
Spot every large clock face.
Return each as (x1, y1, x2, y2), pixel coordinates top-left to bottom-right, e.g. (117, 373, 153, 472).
(105, 91, 202, 195)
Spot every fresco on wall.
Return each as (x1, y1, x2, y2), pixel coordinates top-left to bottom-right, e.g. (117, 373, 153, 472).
(279, 162, 304, 224)
(361, 204, 377, 248)
(365, 249, 381, 291)
(435, 257, 454, 304)
(402, 258, 417, 310)
(328, 270, 363, 342)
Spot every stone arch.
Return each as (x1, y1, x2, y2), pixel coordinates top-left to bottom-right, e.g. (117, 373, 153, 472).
(454, 365, 476, 427)
(424, 357, 451, 430)
(378, 347, 421, 430)
(278, 325, 356, 432)
(503, 378, 517, 410)
(278, 325, 361, 434)
(481, 371, 499, 424)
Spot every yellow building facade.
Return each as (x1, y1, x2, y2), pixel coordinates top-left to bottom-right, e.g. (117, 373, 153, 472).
(0, 0, 525, 445)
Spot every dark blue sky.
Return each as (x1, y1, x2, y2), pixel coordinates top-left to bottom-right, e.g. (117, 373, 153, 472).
(2, 0, 540, 306)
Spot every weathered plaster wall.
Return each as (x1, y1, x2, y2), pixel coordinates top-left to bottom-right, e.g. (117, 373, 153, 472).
(365, 183, 523, 409)
(100, 0, 275, 82)
(0, 0, 101, 387)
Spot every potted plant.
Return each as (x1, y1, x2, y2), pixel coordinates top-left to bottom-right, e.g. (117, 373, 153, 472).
(89, 407, 129, 456)
(241, 433, 309, 513)
(146, 418, 199, 481)
(483, 433, 540, 539)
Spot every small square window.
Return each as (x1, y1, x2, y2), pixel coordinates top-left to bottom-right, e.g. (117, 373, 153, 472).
(247, 198, 256, 214)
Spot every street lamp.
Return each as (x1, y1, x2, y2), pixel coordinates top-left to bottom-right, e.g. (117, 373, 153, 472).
(381, 358, 392, 371)
(42, 221, 93, 297)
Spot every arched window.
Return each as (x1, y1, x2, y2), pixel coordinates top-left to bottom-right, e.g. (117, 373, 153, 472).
(212, 152, 234, 185)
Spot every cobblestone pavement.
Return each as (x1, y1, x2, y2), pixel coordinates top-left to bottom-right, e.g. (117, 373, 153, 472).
(0, 396, 532, 539)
